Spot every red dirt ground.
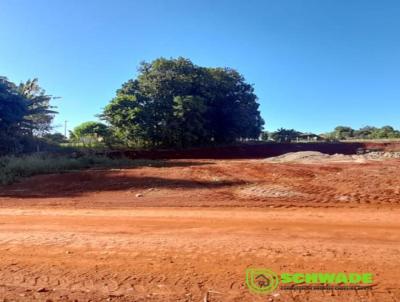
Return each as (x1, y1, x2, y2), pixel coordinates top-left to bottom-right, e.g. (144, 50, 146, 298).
(0, 158, 399, 301)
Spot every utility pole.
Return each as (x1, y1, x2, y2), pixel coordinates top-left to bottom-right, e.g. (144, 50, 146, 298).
(64, 120, 68, 137)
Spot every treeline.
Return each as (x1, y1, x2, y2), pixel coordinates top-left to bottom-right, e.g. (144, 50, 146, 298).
(3, 57, 398, 156)
(262, 125, 400, 143)
(324, 126, 400, 140)
(0, 77, 58, 155)
(1, 58, 265, 155)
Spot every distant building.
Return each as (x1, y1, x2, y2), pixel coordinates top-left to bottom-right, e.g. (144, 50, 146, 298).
(295, 133, 324, 142)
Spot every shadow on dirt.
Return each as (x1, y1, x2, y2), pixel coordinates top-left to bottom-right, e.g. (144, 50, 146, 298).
(0, 160, 244, 198)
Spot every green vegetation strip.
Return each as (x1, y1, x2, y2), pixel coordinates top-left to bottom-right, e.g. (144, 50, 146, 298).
(0, 154, 157, 185)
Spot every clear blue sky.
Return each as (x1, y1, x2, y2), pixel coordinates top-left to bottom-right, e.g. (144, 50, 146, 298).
(1, 0, 399, 134)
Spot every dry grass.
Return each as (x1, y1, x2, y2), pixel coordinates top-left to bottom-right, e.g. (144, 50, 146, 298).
(0, 153, 158, 185)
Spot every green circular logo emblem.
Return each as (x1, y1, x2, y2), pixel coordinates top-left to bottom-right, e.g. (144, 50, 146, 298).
(245, 268, 279, 294)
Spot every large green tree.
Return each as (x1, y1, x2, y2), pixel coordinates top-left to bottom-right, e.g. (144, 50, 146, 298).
(102, 57, 264, 147)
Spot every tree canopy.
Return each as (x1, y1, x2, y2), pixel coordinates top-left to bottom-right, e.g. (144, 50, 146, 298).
(0, 76, 57, 154)
(102, 57, 264, 148)
(262, 125, 400, 143)
(0, 77, 27, 135)
(0, 77, 27, 154)
(18, 78, 57, 136)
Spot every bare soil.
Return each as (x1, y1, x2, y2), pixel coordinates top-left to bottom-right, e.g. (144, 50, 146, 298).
(0, 158, 399, 301)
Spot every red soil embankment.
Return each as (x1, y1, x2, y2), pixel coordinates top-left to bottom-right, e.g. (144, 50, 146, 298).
(110, 141, 400, 160)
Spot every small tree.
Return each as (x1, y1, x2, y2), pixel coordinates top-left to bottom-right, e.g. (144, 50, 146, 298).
(261, 131, 270, 141)
(271, 128, 301, 142)
(333, 126, 354, 140)
(373, 126, 400, 139)
(70, 121, 110, 147)
(354, 126, 377, 139)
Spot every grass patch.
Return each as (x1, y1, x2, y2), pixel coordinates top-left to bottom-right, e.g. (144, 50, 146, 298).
(0, 153, 158, 185)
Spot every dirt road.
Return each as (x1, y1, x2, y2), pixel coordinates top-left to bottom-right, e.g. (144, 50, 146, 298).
(0, 159, 399, 301)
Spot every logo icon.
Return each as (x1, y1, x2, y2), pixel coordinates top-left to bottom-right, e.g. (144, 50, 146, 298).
(245, 268, 279, 294)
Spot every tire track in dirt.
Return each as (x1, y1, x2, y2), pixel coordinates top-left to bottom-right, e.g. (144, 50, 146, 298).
(0, 159, 399, 300)
(0, 207, 399, 301)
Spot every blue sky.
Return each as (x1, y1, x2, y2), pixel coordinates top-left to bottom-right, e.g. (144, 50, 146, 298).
(1, 0, 399, 134)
